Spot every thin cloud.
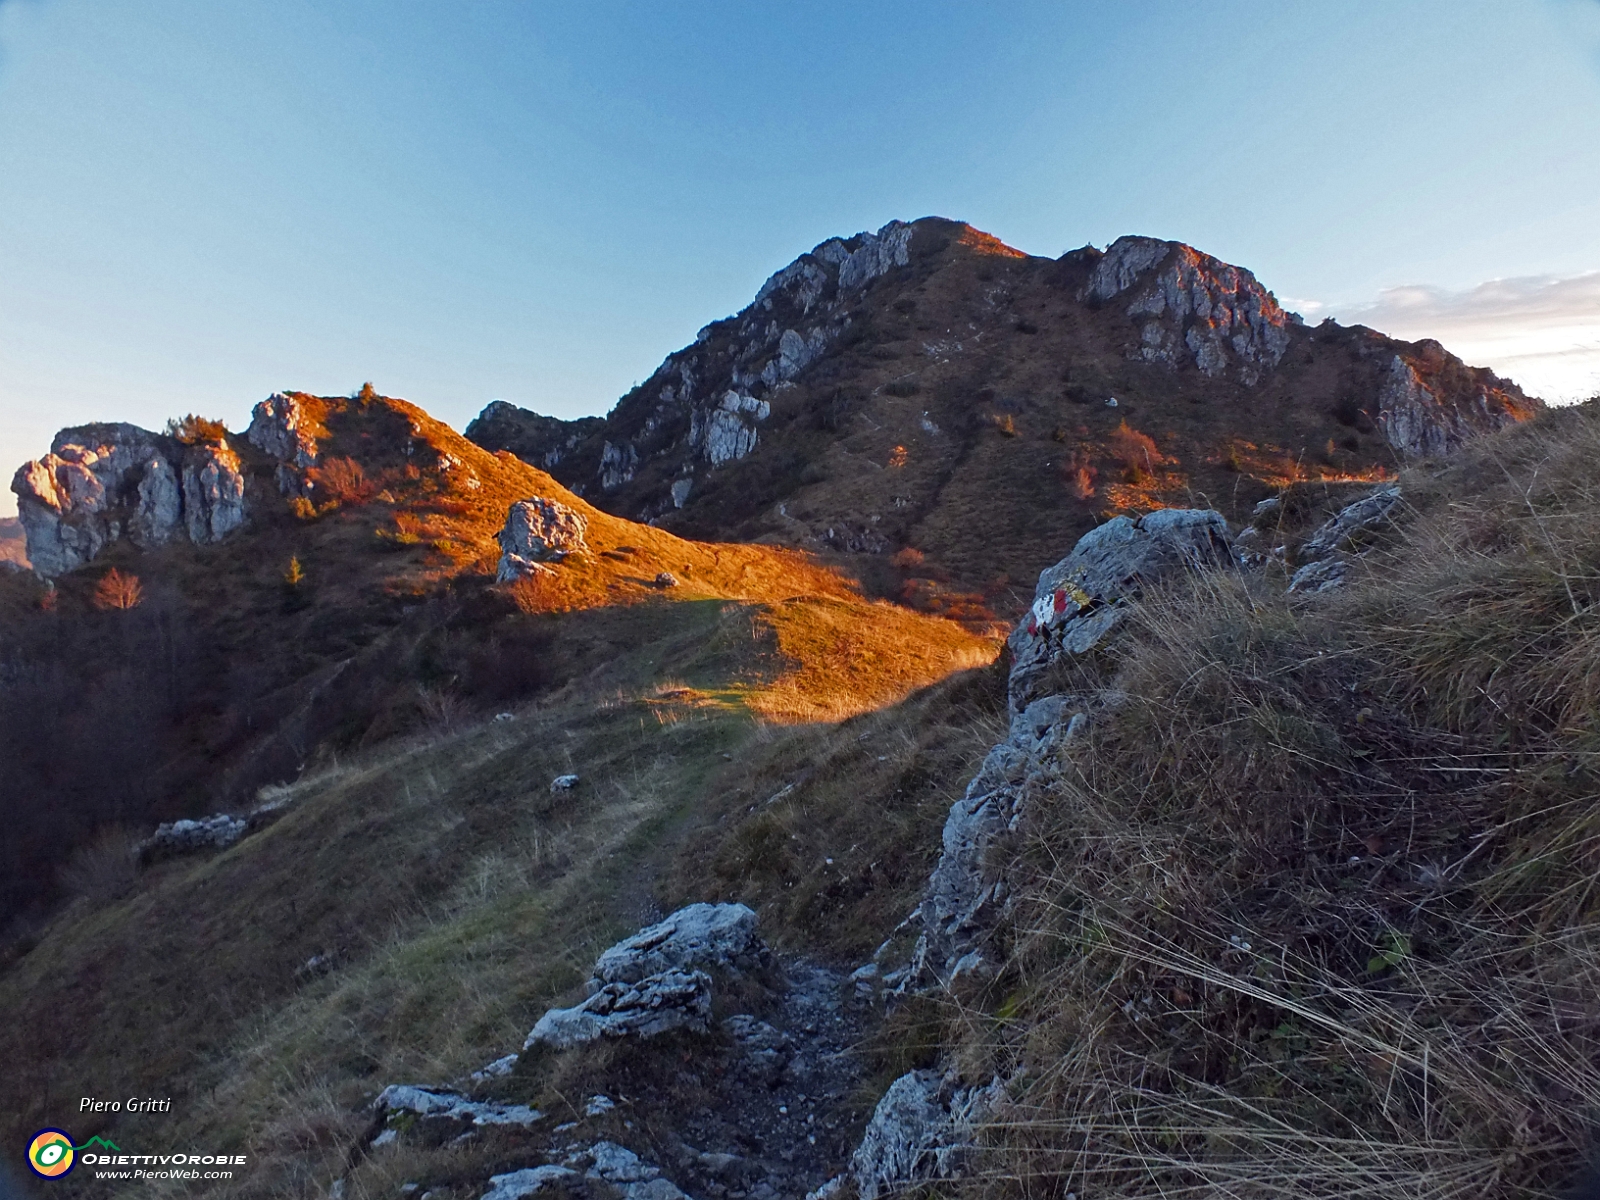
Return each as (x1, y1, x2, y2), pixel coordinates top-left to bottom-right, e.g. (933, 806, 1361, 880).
(1331, 272, 1600, 402)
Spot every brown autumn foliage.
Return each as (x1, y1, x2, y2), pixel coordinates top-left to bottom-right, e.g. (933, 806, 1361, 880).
(1106, 419, 1166, 480)
(310, 456, 376, 505)
(92, 568, 144, 611)
(164, 414, 230, 444)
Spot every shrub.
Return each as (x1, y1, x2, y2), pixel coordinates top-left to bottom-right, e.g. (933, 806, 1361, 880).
(309, 457, 374, 505)
(993, 413, 1018, 437)
(888, 444, 909, 468)
(58, 827, 139, 903)
(884, 377, 921, 398)
(92, 568, 143, 611)
(1107, 419, 1164, 479)
(891, 547, 926, 572)
(164, 414, 230, 444)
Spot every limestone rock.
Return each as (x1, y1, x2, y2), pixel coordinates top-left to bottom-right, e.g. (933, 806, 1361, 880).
(1287, 557, 1350, 594)
(181, 441, 249, 543)
(835, 221, 914, 293)
(599, 440, 640, 490)
(1297, 485, 1402, 564)
(592, 902, 767, 986)
(911, 697, 1084, 983)
(246, 393, 320, 469)
(689, 391, 768, 466)
(13, 424, 181, 576)
(376, 1085, 541, 1130)
(497, 497, 589, 582)
(480, 1166, 578, 1200)
(1085, 237, 1291, 384)
(136, 814, 248, 864)
(11, 422, 255, 576)
(524, 969, 714, 1050)
(1008, 508, 1231, 711)
(849, 1070, 1002, 1199)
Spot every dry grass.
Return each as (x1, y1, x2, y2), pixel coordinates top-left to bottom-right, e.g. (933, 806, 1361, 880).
(955, 401, 1600, 1199)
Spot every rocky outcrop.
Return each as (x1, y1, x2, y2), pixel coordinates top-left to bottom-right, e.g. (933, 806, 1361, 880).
(592, 902, 768, 983)
(136, 814, 248, 864)
(496, 498, 590, 582)
(1288, 485, 1404, 594)
(246, 392, 320, 470)
(481, 1143, 691, 1200)
(689, 392, 768, 466)
(524, 903, 769, 1051)
(1008, 508, 1232, 712)
(844, 1070, 1004, 1200)
(464, 403, 605, 471)
(374, 1085, 542, 1132)
(1085, 236, 1293, 385)
(468, 220, 915, 514)
(525, 969, 714, 1050)
(11, 424, 251, 577)
(910, 696, 1085, 985)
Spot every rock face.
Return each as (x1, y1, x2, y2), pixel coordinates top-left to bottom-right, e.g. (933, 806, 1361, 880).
(245, 392, 320, 470)
(1085, 236, 1293, 385)
(468, 220, 916, 518)
(11, 424, 251, 577)
(1288, 485, 1404, 594)
(464, 402, 605, 471)
(496, 497, 590, 582)
(847, 1070, 1004, 1200)
(1008, 508, 1232, 711)
(1374, 353, 1529, 457)
(911, 696, 1085, 984)
(524, 903, 769, 1051)
(843, 508, 1236, 1195)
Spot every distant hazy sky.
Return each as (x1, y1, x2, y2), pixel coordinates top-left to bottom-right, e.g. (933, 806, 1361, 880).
(3, 0, 1599, 516)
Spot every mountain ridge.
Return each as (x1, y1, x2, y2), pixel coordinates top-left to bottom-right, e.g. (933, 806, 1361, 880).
(468, 217, 1538, 614)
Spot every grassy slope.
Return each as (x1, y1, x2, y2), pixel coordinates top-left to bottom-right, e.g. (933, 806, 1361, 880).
(945, 400, 1600, 1199)
(0, 391, 1003, 1197)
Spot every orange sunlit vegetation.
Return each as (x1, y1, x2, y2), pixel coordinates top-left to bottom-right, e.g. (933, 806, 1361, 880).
(956, 226, 1029, 258)
(1213, 437, 1395, 489)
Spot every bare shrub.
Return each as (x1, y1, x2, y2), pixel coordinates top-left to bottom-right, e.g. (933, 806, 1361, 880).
(58, 827, 140, 903)
(92, 568, 144, 611)
(415, 686, 468, 735)
(1107, 419, 1165, 480)
(310, 456, 375, 505)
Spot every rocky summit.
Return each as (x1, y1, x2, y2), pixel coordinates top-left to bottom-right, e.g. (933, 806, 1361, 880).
(467, 218, 1537, 609)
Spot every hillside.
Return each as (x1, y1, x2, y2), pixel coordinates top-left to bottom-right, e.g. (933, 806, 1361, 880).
(5, 397, 1599, 1200)
(468, 218, 1539, 618)
(0, 389, 994, 929)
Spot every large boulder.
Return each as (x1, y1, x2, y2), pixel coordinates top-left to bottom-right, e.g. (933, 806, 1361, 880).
(523, 903, 768, 1052)
(592, 902, 767, 985)
(1007, 508, 1231, 711)
(1288, 485, 1404, 595)
(524, 969, 714, 1051)
(497, 497, 590, 582)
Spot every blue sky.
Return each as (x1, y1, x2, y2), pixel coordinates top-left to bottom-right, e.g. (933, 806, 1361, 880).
(4, 0, 1600, 515)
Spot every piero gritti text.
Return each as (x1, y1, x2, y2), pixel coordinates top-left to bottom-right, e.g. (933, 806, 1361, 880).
(80, 1096, 172, 1114)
